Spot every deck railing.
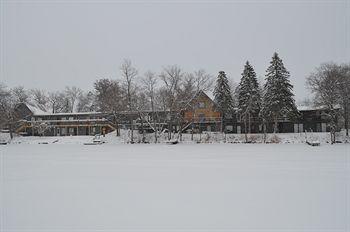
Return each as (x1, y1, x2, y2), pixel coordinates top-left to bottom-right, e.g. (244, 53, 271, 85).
(184, 117, 222, 123)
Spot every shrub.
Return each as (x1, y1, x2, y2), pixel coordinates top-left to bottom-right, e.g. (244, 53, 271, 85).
(269, 134, 281, 143)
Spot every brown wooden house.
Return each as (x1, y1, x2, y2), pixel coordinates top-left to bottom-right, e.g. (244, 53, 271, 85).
(182, 91, 222, 132)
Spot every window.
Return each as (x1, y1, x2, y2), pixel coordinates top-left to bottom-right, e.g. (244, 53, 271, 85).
(199, 114, 206, 122)
(198, 102, 205, 108)
(237, 125, 241, 134)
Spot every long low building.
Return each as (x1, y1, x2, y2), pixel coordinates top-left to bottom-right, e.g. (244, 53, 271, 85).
(14, 103, 116, 136)
(13, 91, 341, 136)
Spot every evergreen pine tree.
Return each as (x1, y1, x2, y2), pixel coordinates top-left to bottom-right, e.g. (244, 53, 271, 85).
(213, 71, 234, 132)
(261, 52, 298, 133)
(237, 61, 261, 138)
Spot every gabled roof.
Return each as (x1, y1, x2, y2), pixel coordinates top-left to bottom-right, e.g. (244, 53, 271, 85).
(26, 104, 48, 115)
(22, 103, 102, 116)
(183, 90, 217, 111)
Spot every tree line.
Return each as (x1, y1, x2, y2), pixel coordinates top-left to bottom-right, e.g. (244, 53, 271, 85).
(1, 53, 349, 142)
(214, 53, 349, 143)
(214, 52, 299, 142)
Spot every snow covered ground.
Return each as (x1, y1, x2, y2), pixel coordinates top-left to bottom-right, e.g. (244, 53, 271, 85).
(1, 129, 349, 145)
(1, 142, 349, 231)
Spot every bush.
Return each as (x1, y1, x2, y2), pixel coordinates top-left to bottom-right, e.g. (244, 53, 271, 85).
(248, 134, 260, 143)
(269, 134, 281, 143)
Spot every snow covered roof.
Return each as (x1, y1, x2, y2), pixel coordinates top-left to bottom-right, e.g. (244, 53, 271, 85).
(296, 105, 318, 111)
(205, 91, 215, 101)
(26, 102, 335, 117)
(23, 103, 102, 116)
(33, 111, 103, 116)
(296, 105, 341, 111)
(26, 104, 48, 115)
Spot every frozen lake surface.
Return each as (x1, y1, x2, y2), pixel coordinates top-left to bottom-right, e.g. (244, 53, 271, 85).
(1, 143, 349, 231)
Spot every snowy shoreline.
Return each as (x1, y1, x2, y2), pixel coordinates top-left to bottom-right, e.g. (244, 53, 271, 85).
(1, 130, 349, 145)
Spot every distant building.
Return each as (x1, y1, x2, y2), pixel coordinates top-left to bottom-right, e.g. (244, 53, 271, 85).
(14, 103, 116, 136)
(182, 91, 222, 132)
(181, 91, 340, 134)
(13, 93, 340, 136)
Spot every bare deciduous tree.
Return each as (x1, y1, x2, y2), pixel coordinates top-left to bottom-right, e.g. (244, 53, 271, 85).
(134, 90, 150, 143)
(338, 64, 350, 136)
(0, 83, 17, 139)
(12, 86, 30, 104)
(160, 65, 183, 140)
(120, 59, 138, 143)
(30, 89, 48, 111)
(193, 69, 214, 93)
(94, 78, 125, 136)
(48, 91, 66, 113)
(307, 63, 341, 143)
(94, 79, 124, 112)
(142, 71, 158, 143)
(64, 86, 82, 113)
(181, 74, 196, 99)
(76, 91, 96, 112)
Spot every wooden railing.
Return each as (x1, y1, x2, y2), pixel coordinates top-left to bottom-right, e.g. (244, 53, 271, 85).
(184, 117, 222, 123)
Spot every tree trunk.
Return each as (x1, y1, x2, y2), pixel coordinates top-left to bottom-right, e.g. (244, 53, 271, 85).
(273, 115, 278, 133)
(141, 116, 145, 143)
(191, 122, 194, 141)
(345, 104, 349, 136)
(153, 114, 157, 143)
(114, 115, 120, 136)
(244, 115, 248, 143)
(330, 110, 337, 144)
(116, 124, 120, 136)
(168, 120, 172, 140)
(248, 112, 251, 134)
(130, 119, 134, 143)
(263, 119, 267, 143)
(221, 116, 224, 133)
(330, 119, 336, 144)
(9, 122, 13, 139)
(179, 122, 183, 142)
(151, 101, 157, 143)
(191, 111, 195, 141)
(331, 129, 335, 144)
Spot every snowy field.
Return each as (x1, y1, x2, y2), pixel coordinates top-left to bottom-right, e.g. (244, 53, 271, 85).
(1, 143, 349, 232)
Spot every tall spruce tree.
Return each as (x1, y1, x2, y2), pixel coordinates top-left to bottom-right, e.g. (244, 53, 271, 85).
(237, 61, 261, 139)
(213, 71, 234, 132)
(261, 52, 298, 133)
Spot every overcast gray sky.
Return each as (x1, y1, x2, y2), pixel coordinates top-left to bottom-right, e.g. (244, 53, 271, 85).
(1, 0, 349, 101)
